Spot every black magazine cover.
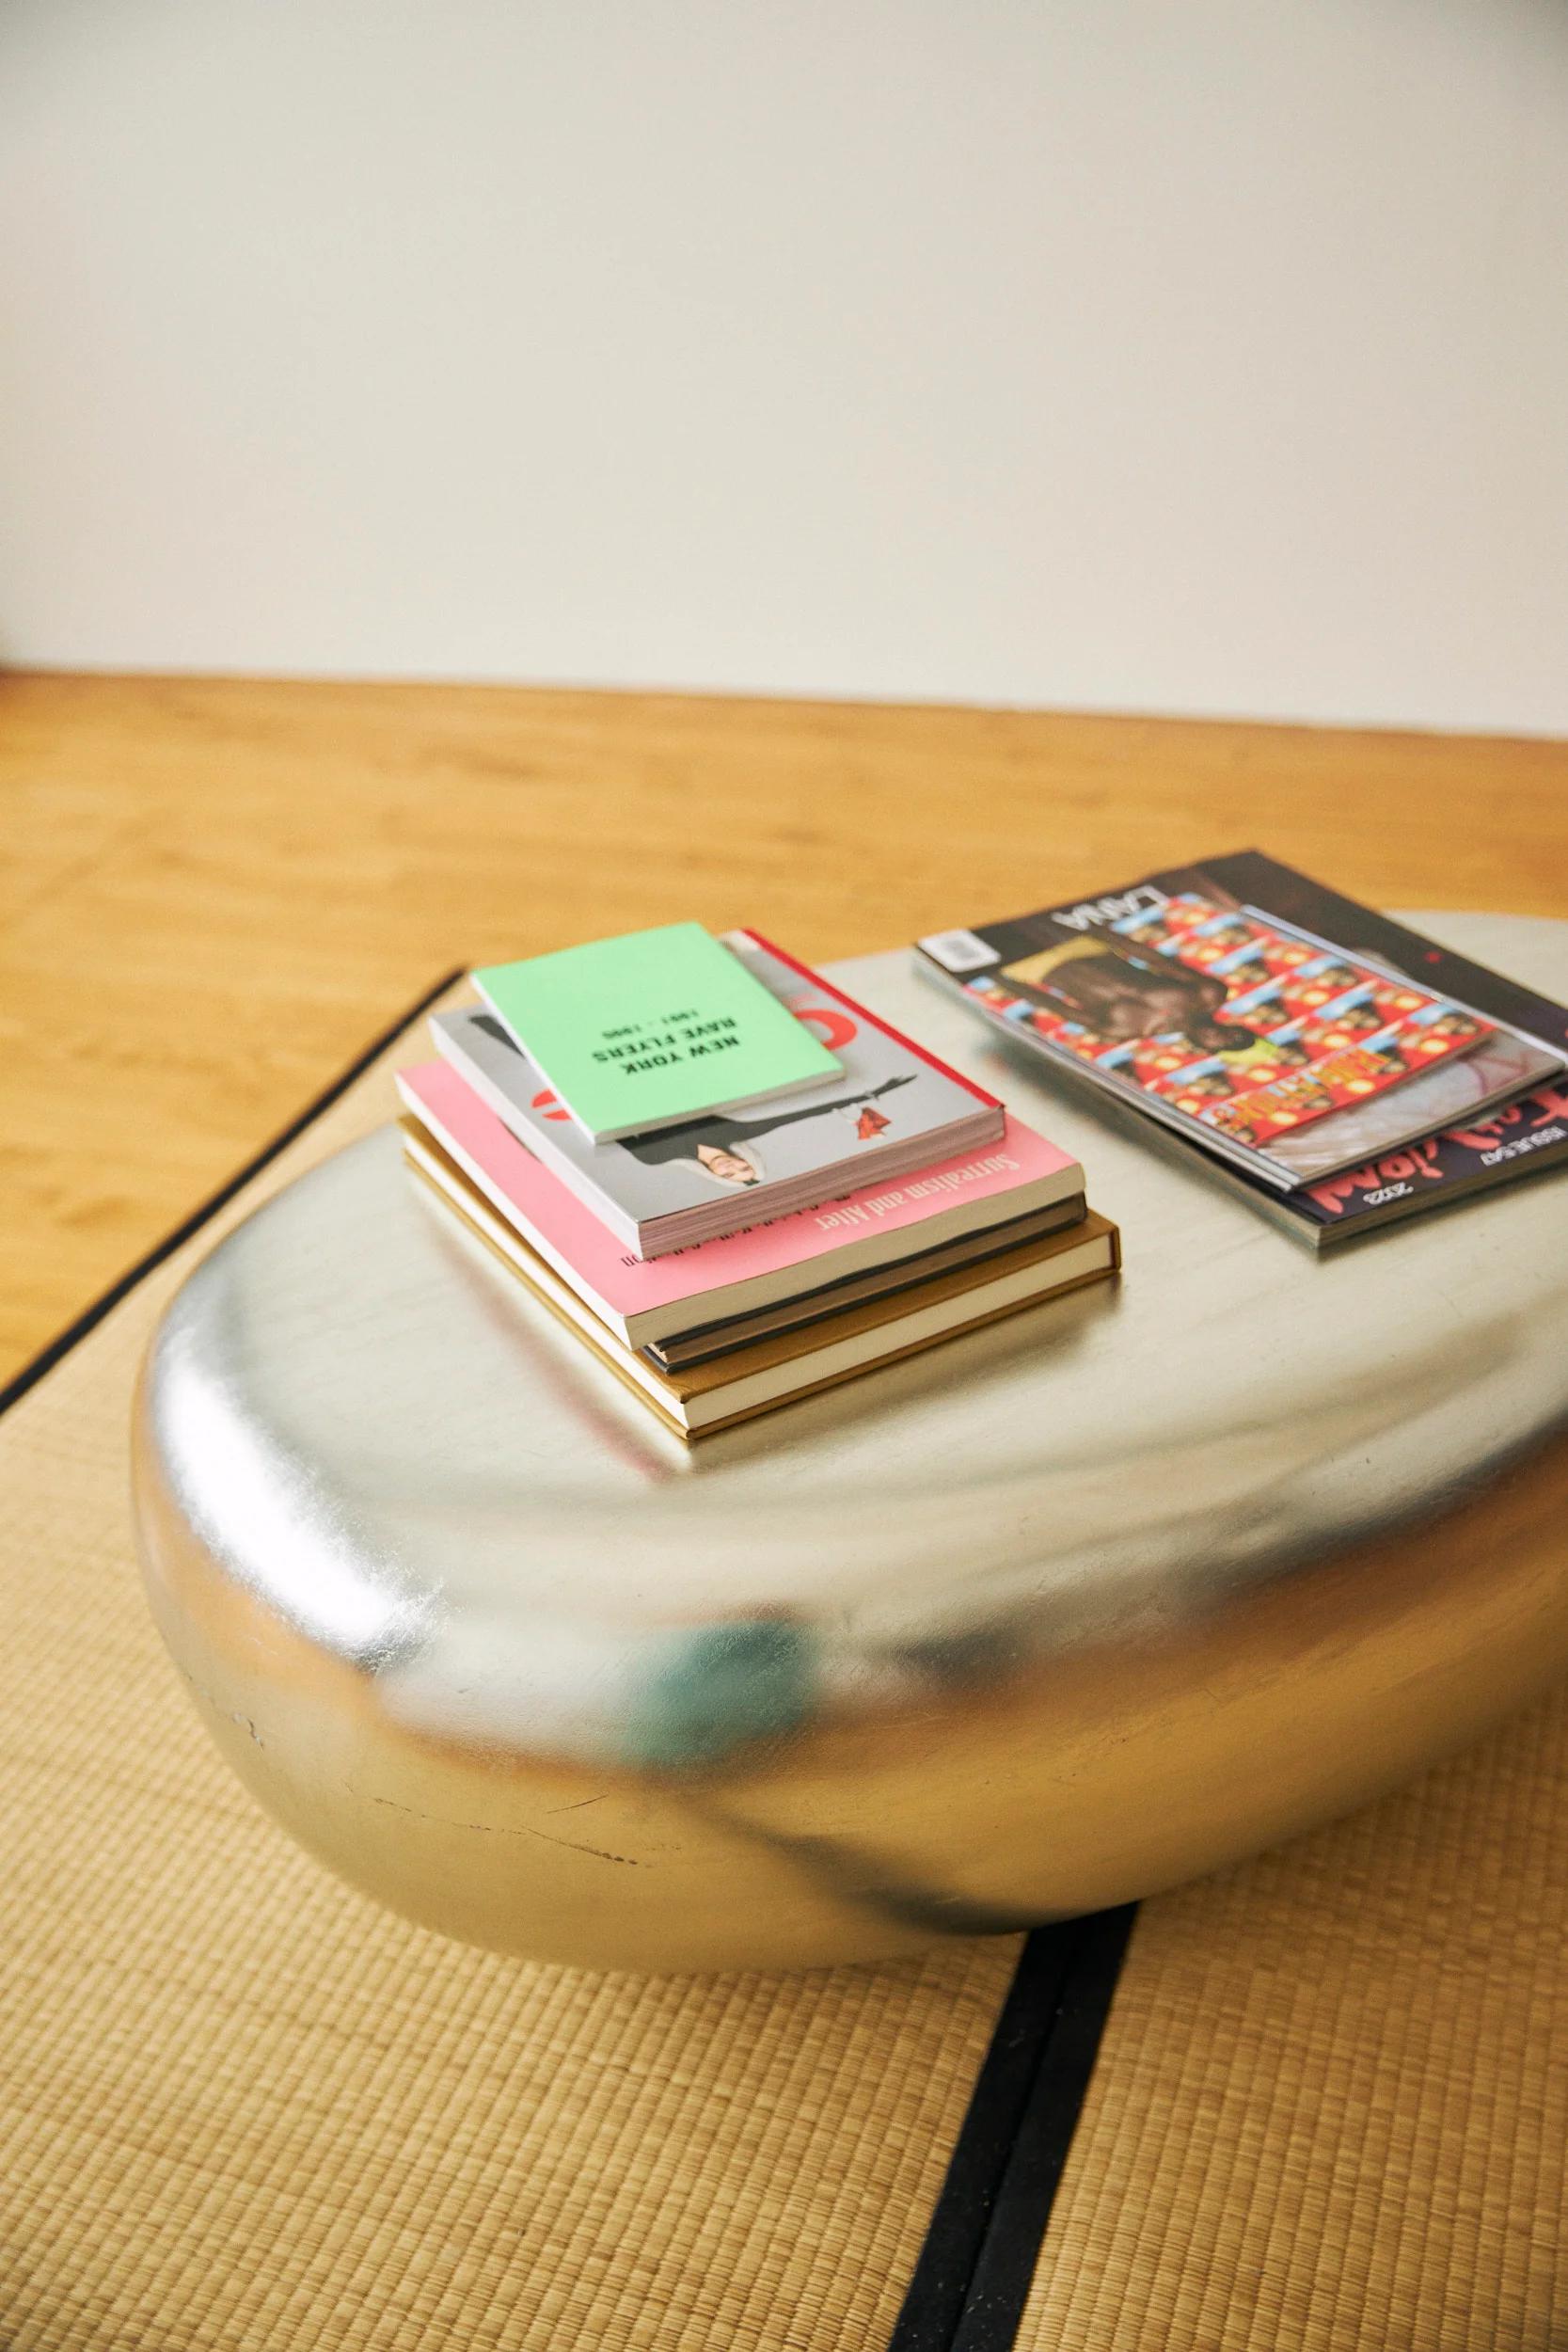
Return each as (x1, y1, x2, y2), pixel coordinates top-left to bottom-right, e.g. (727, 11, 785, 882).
(918, 850, 1568, 1242)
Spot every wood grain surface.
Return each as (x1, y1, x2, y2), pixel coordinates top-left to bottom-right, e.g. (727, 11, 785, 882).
(3, 668, 1565, 1384)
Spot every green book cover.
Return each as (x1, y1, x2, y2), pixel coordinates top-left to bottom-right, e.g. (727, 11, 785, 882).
(472, 923, 843, 1141)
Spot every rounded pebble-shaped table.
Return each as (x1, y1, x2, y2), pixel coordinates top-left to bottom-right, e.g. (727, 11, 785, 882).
(134, 915, 1568, 1971)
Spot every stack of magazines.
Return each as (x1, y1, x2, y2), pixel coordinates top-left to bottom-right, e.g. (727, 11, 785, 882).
(918, 850, 1568, 1248)
(397, 923, 1118, 1437)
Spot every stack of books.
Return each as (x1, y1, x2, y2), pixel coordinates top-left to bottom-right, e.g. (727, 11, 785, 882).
(918, 850, 1568, 1248)
(398, 921, 1118, 1437)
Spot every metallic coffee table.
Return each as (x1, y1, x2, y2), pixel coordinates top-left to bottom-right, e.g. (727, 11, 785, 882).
(135, 915, 1568, 1971)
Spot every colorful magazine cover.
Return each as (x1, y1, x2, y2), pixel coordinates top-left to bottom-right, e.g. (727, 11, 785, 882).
(917, 851, 1566, 1189)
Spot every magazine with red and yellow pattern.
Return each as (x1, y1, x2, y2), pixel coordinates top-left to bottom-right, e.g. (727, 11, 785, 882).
(918, 857, 1565, 1190)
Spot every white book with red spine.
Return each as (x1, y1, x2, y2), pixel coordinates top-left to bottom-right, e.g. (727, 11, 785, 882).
(428, 930, 1008, 1258)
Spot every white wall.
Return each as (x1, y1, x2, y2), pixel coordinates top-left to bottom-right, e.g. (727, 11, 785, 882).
(4, 2, 1566, 734)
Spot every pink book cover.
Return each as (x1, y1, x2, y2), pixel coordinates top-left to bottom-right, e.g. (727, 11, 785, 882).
(397, 1060, 1079, 1317)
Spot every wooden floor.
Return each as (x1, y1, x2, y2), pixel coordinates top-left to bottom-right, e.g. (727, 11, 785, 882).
(3, 669, 1566, 1385)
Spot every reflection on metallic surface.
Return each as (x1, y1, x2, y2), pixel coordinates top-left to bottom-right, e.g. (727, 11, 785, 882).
(133, 915, 1568, 1972)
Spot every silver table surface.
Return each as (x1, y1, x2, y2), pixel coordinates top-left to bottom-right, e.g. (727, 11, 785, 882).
(134, 913, 1568, 1968)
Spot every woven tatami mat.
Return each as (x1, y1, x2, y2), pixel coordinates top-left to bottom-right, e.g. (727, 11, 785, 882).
(1019, 1676, 1568, 2350)
(0, 985, 1022, 2352)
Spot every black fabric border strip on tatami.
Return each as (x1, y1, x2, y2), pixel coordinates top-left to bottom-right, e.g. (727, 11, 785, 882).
(889, 1905, 1139, 2352)
(0, 967, 463, 1421)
